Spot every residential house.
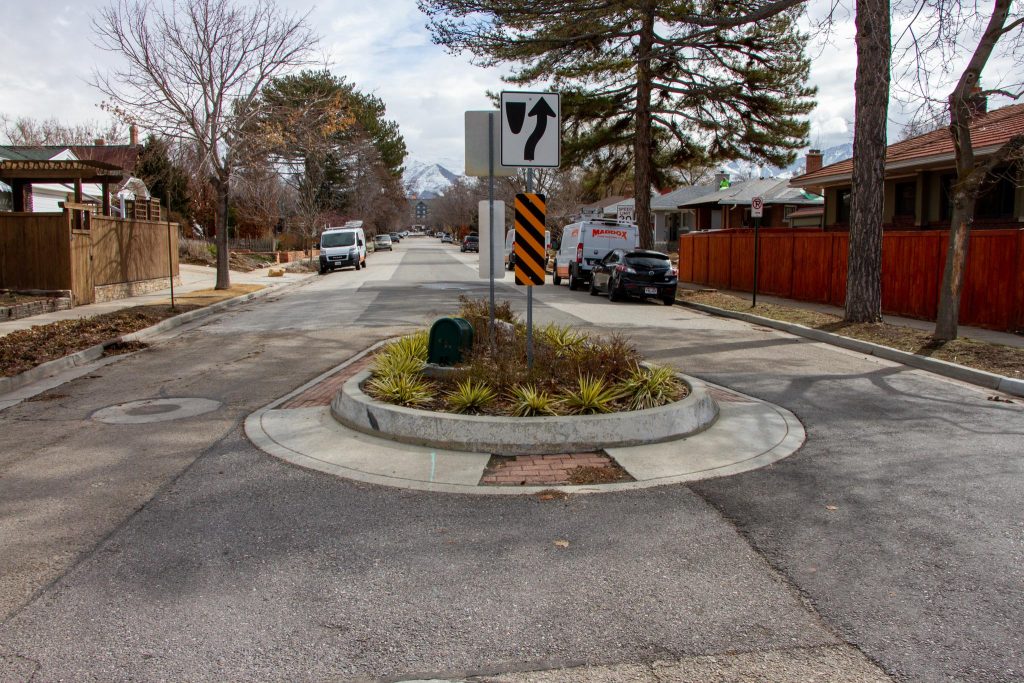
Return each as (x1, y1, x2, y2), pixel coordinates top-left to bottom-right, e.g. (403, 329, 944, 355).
(789, 101, 1024, 230)
(679, 176, 824, 230)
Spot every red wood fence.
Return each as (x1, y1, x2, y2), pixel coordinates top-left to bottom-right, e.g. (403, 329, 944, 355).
(678, 228, 1024, 332)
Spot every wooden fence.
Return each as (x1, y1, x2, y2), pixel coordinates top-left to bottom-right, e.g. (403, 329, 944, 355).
(678, 228, 1024, 332)
(0, 209, 178, 306)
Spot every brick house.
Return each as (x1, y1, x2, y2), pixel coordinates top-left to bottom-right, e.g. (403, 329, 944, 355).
(789, 102, 1024, 230)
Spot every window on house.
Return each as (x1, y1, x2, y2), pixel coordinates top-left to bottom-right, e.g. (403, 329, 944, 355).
(894, 181, 916, 216)
(976, 173, 1016, 219)
(836, 189, 852, 224)
(940, 171, 1016, 221)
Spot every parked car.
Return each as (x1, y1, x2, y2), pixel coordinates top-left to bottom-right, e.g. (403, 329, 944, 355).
(553, 219, 639, 289)
(319, 224, 366, 274)
(388, 232, 401, 243)
(435, 231, 444, 238)
(461, 233, 479, 252)
(442, 233, 454, 244)
(589, 249, 678, 305)
(374, 234, 393, 251)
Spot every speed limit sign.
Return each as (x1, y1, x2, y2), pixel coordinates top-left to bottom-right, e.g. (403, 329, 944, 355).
(751, 196, 764, 218)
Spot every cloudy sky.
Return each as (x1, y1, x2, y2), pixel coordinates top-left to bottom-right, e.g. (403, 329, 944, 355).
(0, 0, 1005, 169)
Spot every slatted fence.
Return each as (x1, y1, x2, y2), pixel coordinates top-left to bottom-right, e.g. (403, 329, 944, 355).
(678, 228, 1024, 332)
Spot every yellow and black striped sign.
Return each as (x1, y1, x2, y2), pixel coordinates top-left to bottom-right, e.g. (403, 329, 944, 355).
(514, 193, 546, 286)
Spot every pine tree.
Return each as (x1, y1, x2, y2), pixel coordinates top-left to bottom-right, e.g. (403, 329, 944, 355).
(420, 0, 816, 247)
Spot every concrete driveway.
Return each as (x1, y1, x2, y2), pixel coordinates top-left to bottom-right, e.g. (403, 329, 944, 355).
(0, 238, 1020, 682)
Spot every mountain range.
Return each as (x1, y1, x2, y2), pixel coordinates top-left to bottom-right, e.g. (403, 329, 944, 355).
(402, 143, 853, 198)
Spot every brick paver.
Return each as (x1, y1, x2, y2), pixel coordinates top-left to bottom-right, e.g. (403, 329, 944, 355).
(480, 452, 630, 486)
(279, 357, 372, 409)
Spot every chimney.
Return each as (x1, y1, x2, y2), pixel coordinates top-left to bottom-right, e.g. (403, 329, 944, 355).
(805, 149, 823, 175)
(130, 124, 139, 146)
(94, 138, 106, 146)
(714, 171, 730, 189)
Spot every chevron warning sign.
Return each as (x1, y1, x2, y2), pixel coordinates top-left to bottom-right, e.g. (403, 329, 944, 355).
(514, 193, 546, 286)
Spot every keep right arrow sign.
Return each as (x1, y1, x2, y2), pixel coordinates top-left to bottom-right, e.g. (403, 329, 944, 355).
(500, 91, 560, 167)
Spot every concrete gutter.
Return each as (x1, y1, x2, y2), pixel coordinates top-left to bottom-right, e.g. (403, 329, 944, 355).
(677, 300, 1024, 398)
(0, 277, 311, 396)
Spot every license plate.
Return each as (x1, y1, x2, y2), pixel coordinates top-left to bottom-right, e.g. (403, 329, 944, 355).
(644, 287, 658, 295)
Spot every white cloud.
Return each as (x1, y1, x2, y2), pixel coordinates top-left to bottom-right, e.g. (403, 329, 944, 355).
(8, 0, 1013, 164)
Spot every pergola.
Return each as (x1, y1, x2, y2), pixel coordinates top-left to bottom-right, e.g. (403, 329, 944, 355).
(0, 159, 126, 216)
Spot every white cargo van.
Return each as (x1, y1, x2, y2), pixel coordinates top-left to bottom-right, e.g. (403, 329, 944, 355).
(553, 219, 639, 289)
(503, 229, 551, 270)
(318, 222, 366, 274)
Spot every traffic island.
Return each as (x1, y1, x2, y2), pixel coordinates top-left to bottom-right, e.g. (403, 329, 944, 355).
(331, 369, 719, 454)
(245, 344, 806, 495)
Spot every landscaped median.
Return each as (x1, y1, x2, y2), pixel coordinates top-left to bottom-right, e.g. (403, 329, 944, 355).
(675, 289, 1023, 396)
(0, 283, 284, 396)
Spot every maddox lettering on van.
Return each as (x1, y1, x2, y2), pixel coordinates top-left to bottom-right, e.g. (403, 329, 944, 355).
(553, 219, 639, 290)
(318, 221, 367, 274)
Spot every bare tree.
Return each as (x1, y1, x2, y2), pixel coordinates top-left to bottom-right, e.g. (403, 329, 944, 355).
(1, 115, 128, 146)
(845, 0, 891, 322)
(91, 0, 319, 289)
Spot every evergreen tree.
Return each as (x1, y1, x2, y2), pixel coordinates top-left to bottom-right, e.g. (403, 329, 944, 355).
(134, 134, 192, 222)
(421, 0, 816, 247)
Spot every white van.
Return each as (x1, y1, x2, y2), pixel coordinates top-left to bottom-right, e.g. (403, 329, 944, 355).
(319, 222, 367, 274)
(503, 229, 551, 270)
(553, 219, 639, 289)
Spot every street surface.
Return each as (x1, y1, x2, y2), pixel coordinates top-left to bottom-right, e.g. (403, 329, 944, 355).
(0, 238, 1021, 682)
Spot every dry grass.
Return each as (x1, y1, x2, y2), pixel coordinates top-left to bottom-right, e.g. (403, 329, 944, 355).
(677, 289, 1024, 379)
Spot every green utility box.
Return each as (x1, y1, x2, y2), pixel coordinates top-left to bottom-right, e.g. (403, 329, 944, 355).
(428, 317, 474, 366)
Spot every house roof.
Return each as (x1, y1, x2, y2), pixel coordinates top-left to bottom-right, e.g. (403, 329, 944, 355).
(791, 102, 1024, 187)
(581, 195, 629, 212)
(651, 184, 720, 210)
(71, 145, 140, 174)
(0, 144, 139, 174)
(679, 178, 823, 208)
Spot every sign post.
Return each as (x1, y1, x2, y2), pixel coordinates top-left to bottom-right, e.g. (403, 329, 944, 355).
(751, 196, 764, 307)
(465, 111, 516, 343)
(502, 91, 559, 369)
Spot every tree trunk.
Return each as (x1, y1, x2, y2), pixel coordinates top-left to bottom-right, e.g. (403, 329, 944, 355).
(633, 4, 655, 250)
(844, 0, 890, 323)
(933, 0, 1011, 340)
(214, 175, 231, 291)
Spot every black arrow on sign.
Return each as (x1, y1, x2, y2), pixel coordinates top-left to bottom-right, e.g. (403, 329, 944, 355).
(524, 98, 556, 161)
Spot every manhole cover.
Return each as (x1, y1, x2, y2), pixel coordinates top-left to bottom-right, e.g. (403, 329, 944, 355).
(92, 398, 222, 424)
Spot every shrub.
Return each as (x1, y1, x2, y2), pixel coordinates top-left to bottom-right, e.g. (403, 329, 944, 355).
(365, 373, 435, 407)
(618, 364, 686, 411)
(560, 374, 626, 415)
(507, 383, 560, 417)
(446, 379, 498, 414)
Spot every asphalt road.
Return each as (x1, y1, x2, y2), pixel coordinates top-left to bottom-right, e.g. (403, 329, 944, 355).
(0, 238, 1021, 682)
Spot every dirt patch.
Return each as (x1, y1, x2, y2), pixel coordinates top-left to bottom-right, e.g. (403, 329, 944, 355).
(0, 305, 197, 377)
(154, 284, 263, 307)
(677, 289, 1024, 379)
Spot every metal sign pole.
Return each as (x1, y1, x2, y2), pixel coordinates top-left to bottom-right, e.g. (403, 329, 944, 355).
(488, 112, 496, 345)
(752, 216, 761, 307)
(526, 168, 534, 370)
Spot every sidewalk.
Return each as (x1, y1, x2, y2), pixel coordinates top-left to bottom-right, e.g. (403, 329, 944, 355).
(678, 282, 1024, 348)
(0, 264, 312, 338)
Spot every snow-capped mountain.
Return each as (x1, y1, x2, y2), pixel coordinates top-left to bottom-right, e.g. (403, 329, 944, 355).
(404, 160, 463, 199)
(717, 143, 853, 180)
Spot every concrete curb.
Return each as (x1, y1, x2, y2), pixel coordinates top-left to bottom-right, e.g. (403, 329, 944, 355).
(677, 300, 1024, 398)
(0, 276, 311, 396)
(331, 370, 719, 455)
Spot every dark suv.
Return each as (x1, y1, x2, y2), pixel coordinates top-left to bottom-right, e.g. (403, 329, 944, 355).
(461, 233, 479, 253)
(589, 249, 678, 305)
